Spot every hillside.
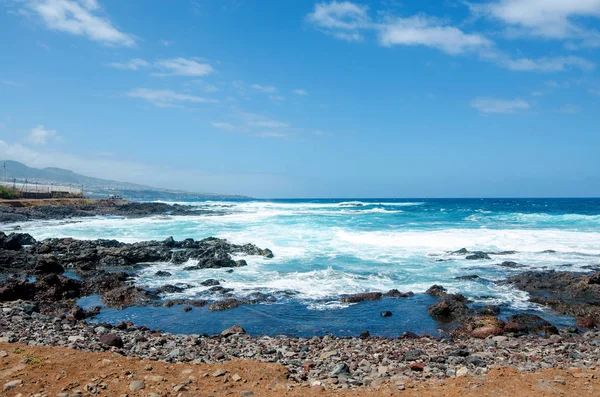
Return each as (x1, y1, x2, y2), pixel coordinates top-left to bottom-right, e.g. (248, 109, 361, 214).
(0, 160, 247, 200)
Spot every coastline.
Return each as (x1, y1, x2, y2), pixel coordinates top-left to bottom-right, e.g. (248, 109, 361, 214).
(1, 201, 600, 394)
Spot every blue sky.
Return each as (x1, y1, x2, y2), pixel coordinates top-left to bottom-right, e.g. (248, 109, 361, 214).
(0, 0, 599, 197)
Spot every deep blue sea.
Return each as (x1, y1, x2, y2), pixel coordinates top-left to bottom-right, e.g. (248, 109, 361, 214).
(12, 198, 600, 337)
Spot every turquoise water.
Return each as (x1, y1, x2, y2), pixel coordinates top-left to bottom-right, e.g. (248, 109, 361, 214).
(13, 198, 600, 336)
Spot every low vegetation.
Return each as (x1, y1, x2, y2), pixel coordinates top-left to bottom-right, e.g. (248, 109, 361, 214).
(0, 186, 18, 199)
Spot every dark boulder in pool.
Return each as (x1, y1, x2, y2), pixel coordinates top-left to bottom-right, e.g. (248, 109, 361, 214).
(208, 298, 244, 311)
(101, 286, 159, 308)
(155, 270, 172, 277)
(427, 293, 470, 322)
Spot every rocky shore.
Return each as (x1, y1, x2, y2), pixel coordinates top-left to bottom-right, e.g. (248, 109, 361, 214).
(1, 299, 600, 391)
(0, 199, 206, 224)
(1, 231, 600, 392)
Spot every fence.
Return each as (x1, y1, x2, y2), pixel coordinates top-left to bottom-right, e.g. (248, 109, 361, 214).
(0, 180, 83, 199)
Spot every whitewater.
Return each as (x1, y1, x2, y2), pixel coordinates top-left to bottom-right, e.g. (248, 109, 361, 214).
(13, 198, 600, 336)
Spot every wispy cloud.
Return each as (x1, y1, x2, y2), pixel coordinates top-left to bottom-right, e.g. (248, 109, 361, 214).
(589, 88, 600, 96)
(379, 16, 492, 55)
(211, 111, 293, 138)
(556, 104, 582, 114)
(471, 0, 600, 47)
(107, 58, 149, 71)
(250, 84, 277, 93)
(27, 125, 60, 145)
(293, 89, 308, 96)
(470, 97, 531, 114)
(0, 79, 23, 87)
(306, 1, 596, 72)
(0, 140, 288, 196)
(107, 57, 215, 76)
(503, 56, 595, 72)
(153, 58, 214, 77)
(159, 39, 174, 47)
(126, 88, 218, 107)
(307, 2, 491, 55)
(21, 0, 135, 47)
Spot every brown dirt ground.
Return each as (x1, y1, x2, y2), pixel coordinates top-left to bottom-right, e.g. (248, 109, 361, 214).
(0, 343, 598, 396)
(0, 198, 104, 208)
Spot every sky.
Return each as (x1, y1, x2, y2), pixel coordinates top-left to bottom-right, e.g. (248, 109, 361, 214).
(0, 0, 599, 198)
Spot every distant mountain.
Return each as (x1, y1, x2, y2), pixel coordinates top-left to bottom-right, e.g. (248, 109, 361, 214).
(0, 160, 248, 200)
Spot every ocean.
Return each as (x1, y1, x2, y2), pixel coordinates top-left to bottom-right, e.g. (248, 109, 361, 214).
(16, 198, 600, 337)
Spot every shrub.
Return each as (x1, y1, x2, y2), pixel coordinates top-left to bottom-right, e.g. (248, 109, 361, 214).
(0, 186, 18, 199)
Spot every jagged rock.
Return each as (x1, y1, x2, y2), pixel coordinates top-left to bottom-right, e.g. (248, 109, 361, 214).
(427, 294, 470, 322)
(221, 325, 247, 337)
(425, 285, 447, 298)
(340, 292, 382, 303)
(208, 299, 243, 311)
(383, 289, 414, 298)
(101, 286, 159, 308)
(466, 252, 491, 260)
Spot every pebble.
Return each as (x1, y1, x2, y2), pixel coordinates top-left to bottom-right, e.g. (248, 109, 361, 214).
(1, 300, 599, 391)
(3, 379, 23, 391)
(128, 380, 145, 391)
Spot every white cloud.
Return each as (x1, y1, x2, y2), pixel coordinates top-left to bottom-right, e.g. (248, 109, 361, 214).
(503, 56, 595, 72)
(556, 104, 582, 114)
(153, 58, 214, 77)
(307, 1, 370, 30)
(250, 84, 277, 93)
(293, 89, 308, 96)
(379, 16, 492, 55)
(474, 0, 600, 44)
(269, 95, 285, 101)
(22, 0, 135, 47)
(307, 2, 597, 73)
(107, 58, 149, 70)
(27, 125, 59, 145)
(308, 2, 490, 55)
(203, 84, 220, 93)
(159, 39, 174, 46)
(211, 111, 293, 139)
(589, 88, 600, 96)
(211, 122, 238, 131)
(0, 79, 23, 87)
(126, 88, 218, 107)
(247, 120, 289, 128)
(107, 57, 215, 76)
(470, 98, 531, 114)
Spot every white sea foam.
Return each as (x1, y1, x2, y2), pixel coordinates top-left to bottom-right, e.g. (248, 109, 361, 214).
(16, 199, 600, 311)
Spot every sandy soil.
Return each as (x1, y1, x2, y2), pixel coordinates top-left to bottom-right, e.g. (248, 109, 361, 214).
(0, 343, 598, 396)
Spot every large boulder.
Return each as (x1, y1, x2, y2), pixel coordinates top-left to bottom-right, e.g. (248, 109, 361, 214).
(506, 314, 558, 335)
(427, 293, 470, 322)
(34, 256, 65, 274)
(425, 285, 447, 298)
(101, 286, 158, 308)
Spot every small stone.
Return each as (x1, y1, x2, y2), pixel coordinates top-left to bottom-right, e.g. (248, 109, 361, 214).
(409, 362, 425, 371)
(213, 369, 227, 377)
(239, 391, 254, 397)
(381, 311, 393, 317)
(232, 374, 242, 382)
(129, 380, 145, 391)
(456, 367, 469, 377)
(0, 350, 8, 357)
(221, 325, 247, 337)
(99, 333, 123, 348)
(3, 380, 23, 391)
